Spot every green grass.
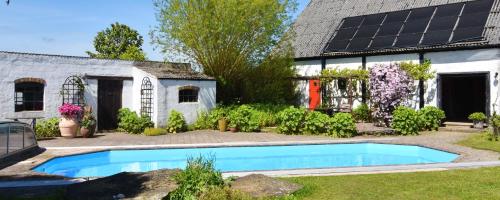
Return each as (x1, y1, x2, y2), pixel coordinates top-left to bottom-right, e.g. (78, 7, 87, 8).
(457, 132, 500, 153)
(285, 167, 500, 200)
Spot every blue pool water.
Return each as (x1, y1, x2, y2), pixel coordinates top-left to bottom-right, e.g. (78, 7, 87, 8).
(33, 143, 458, 178)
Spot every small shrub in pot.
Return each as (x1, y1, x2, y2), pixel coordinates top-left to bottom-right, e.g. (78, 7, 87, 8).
(468, 112, 487, 129)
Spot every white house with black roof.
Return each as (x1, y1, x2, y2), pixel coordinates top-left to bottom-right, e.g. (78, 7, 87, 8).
(0, 51, 216, 130)
(292, 0, 500, 122)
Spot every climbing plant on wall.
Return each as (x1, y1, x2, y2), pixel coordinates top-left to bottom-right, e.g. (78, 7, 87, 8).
(320, 67, 368, 110)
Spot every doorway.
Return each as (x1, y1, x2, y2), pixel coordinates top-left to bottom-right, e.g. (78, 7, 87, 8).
(309, 80, 321, 110)
(439, 73, 489, 122)
(98, 80, 123, 130)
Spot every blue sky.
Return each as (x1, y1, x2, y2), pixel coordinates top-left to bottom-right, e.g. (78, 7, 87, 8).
(0, 0, 310, 61)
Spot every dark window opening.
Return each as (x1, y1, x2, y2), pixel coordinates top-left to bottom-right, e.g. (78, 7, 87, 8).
(15, 82, 44, 112)
(179, 87, 199, 103)
(338, 79, 347, 91)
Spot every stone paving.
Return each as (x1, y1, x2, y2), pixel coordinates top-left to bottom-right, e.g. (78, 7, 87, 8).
(0, 130, 499, 181)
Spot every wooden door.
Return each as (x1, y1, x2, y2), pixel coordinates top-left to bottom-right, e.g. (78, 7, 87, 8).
(98, 80, 123, 130)
(309, 80, 321, 110)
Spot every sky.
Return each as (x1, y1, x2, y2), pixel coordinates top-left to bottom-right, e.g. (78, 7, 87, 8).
(0, 0, 310, 61)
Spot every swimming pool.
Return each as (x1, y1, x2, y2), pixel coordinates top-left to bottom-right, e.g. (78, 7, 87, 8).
(33, 143, 458, 178)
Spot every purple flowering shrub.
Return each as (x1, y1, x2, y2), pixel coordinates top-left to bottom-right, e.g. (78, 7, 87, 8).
(58, 103, 82, 118)
(369, 63, 414, 126)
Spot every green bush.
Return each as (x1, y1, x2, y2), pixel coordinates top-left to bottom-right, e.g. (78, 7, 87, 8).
(35, 118, 60, 138)
(328, 113, 357, 138)
(391, 106, 421, 135)
(143, 128, 167, 136)
(276, 106, 307, 134)
(247, 103, 288, 127)
(418, 106, 445, 131)
(166, 110, 187, 133)
(468, 112, 487, 122)
(198, 186, 251, 200)
(228, 105, 260, 132)
(207, 106, 232, 130)
(117, 108, 154, 134)
(352, 103, 371, 122)
(302, 111, 330, 134)
(193, 111, 211, 130)
(165, 156, 224, 200)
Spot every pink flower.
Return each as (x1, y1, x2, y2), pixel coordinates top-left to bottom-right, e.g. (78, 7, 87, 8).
(58, 103, 82, 118)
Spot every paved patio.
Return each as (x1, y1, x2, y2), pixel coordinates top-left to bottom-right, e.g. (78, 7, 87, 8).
(0, 130, 499, 181)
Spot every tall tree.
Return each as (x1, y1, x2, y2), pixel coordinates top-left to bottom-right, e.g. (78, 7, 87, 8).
(152, 0, 297, 103)
(87, 22, 147, 61)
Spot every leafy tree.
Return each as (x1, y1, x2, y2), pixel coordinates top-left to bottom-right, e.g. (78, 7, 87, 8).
(152, 0, 297, 103)
(400, 59, 435, 108)
(87, 22, 147, 61)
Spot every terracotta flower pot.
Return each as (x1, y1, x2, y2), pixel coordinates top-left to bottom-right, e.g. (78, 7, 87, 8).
(80, 124, 96, 138)
(229, 127, 238, 133)
(60, 117, 79, 138)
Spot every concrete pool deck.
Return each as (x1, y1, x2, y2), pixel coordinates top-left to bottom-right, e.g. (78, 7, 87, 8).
(0, 130, 499, 186)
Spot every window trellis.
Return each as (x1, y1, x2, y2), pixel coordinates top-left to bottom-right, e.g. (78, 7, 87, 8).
(61, 75, 85, 106)
(141, 77, 153, 118)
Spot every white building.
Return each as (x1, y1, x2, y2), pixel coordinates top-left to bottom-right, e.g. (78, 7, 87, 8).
(0, 51, 216, 130)
(292, 0, 500, 122)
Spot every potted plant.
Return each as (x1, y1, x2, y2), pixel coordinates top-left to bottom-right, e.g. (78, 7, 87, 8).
(218, 117, 227, 132)
(228, 123, 238, 132)
(58, 103, 82, 138)
(80, 106, 96, 138)
(468, 112, 487, 129)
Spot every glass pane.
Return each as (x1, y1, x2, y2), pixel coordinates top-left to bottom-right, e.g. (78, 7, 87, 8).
(377, 22, 404, 36)
(24, 126, 36, 148)
(341, 16, 364, 28)
(370, 36, 396, 49)
(428, 16, 459, 31)
(421, 30, 452, 45)
(401, 19, 430, 34)
(434, 3, 463, 17)
(347, 38, 371, 51)
(354, 25, 379, 38)
(452, 27, 484, 42)
(0, 124, 8, 156)
(362, 13, 385, 26)
(8, 125, 24, 153)
(395, 33, 423, 47)
(385, 10, 410, 23)
(334, 28, 357, 40)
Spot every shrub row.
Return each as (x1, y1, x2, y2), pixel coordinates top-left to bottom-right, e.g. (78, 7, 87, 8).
(276, 106, 357, 138)
(391, 106, 445, 135)
(35, 118, 60, 139)
(118, 109, 187, 135)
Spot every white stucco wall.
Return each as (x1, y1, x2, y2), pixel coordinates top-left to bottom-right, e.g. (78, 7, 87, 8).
(157, 79, 216, 126)
(325, 57, 364, 108)
(0, 52, 134, 120)
(294, 60, 322, 107)
(424, 48, 500, 115)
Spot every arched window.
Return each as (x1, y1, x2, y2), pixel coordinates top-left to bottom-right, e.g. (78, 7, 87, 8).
(61, 76, 85, 106)
(14, 78, 45, 112)
(178, 86, 199, 103)
(141, 77, 153, 118)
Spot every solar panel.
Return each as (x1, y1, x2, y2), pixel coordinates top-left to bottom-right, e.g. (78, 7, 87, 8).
(325, 0, 492, 53)
(362, 14, 385, 25)
(462, 0, 494, 14)
(407, 7, 435, 21)
(457, 12, 490, 28)
(422, 30, 452, 45)
(385, 10, 410, 23)
(353, 25, 379, 38)
(340, 16, 364, 29)
(401, 19, 430, 34)
(427, 16, 459, 31)
(377, 22, 404, 36)
(451, 27, 484, 42)
(370, 36, 396, 49)
(395, 33, 423, 47)
(347, 38, 371, 51)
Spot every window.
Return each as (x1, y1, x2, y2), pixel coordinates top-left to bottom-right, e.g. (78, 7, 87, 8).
(14, 78, 45, 112)
(141, 77, 153, 118)
(178, 86, 199, 103)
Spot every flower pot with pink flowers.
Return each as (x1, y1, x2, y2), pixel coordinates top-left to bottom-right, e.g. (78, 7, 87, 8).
(58, 103, 82, 138)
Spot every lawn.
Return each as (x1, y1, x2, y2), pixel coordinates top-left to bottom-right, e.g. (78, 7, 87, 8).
(457, 132, 500, 153)
(285, 167, 500, 200)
